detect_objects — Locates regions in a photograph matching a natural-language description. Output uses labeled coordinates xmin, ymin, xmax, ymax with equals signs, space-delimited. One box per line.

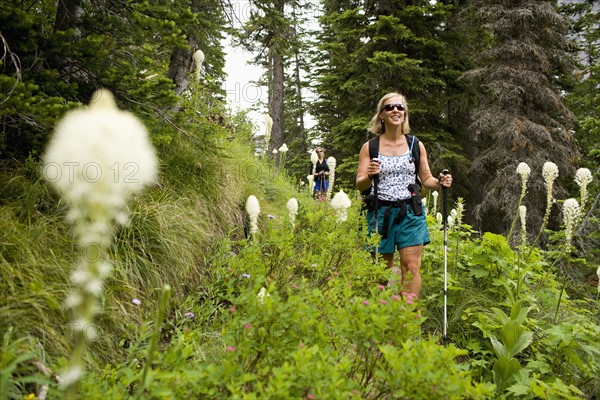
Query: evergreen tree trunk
xmin=54 ymin=0 xmax=83 ymax=33
xmin=166 ymin=0 xmax=202 ymax=96
xmin=270 ymin=49 xmax=285 ymax=160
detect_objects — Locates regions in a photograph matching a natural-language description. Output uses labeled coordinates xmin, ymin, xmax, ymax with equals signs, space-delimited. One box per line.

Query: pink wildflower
xmin=391 ymin=295 xmax=401 ymax=301
xmin=244 ymin=322 xmax=253 ymax=330
xmin=361 ymin=300 xmax=369 ymax=305
xmin=379 ymin=299 xmax=388 ymax=305
xmin=229 ymin=306 xmax=236 ymax=313
xmin=377 ymin=285 xmax=385 ymax=290
xmin=226 ymin=346 xmax=236 ymax=352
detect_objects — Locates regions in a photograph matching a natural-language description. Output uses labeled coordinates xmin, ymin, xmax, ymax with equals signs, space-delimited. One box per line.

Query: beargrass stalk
xmin=330 ymin=190 xmax=351 ymax=222
xmin=287 ymin=198 xmax=298 ymax=228
xmin=507 ymin=162 xmax=531 ymax=244
xmin=528 ymin=162 xmax=558 ymax=259
xmin=326 ymin=157 xmax=336 ymax=200
xmin=42 ymin=89 xmax=157 ymax=398
xmin=278 ymin=143 xmax=288 ymax=171
xmin=246 ymin=195 xmax=260 ymax=241
xmin=263 ymin=115 xmax=273 ymax=156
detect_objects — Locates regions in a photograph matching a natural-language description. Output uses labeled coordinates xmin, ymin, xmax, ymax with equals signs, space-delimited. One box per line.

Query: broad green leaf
xmin=507 ymin=331 xmax=533 ymax=358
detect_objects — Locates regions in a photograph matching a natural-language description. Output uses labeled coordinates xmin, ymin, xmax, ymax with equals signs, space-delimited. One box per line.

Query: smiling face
xmin=379 ymin=96 xmax=406 ymax=128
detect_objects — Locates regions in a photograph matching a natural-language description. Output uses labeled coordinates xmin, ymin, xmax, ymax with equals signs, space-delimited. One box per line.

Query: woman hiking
xmin=356 ymin=92 xmax=452 ymax=298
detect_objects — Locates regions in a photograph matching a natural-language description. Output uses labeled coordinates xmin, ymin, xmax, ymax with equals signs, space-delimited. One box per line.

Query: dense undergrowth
xmin=1 ymin=122 xmax=599 ymax=398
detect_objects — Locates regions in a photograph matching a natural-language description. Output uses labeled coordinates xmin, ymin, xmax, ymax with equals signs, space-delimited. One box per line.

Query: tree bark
xmin=270 ymin=49 xmax=285 ymax=163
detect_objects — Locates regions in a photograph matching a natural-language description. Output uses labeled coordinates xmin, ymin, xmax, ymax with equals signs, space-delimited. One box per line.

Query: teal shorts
xmin=367 ymin=205 xmax=430 ymax=254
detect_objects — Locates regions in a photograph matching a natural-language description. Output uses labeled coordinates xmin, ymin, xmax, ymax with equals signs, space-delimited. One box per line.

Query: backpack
xmin=361 ymin=134 xmax=421 ymax=198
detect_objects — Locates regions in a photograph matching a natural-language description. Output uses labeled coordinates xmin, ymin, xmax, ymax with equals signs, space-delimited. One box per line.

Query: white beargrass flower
xmin=542 ymin=161 xmax=559 ymax=187
xmin=326 ymin=156 xmax=336 ymax=200
xmin=519 ymin=205 xmax=527 ymax=245
xmin=436 ymin=212 xmax=443 ymax=224
xmin=287 ymin=198 xmax=298 ymax=227
xmin=447 ymin=215 xmax=455 ymax=229
xmin=278 ymin=143 xmax=288 ymax=153
xmin=257 ymin=287 xmax=270 ymax=304
xmin=509 ymin=162 xmax=531 ymax=244
xmin=431 ymin=191 xmax=439 ymax=214
xmin=517 ymin=162 xmax=531 ymax=184
xmin=263 ymin=115 xmax=273 ymax=156
xmin=42 ymin=88 xmax=157 ymax=394
xmin=575 ymin=168 xmax=593 ymax=212
xmin=531 ymin=161 xmax=559 ymax=247
xmin=245 ymin=195 xmax=261 ymax=238
xmin=307 ymin=175 xmax=314 ymax=194
xmin=330 ymin=190 xmax=351 ymax=222
xmin=563 ymin=198 xmax=579 ymax=246
xmin=455 ymin=198 xmax=464 ymax=228
xmin=272 ymin=149 xmax=278 ymax=154
xmin=193 ymin=50 xmax=205 ymax=82
xmin=43 ymin=89 xmax=157 ymax=237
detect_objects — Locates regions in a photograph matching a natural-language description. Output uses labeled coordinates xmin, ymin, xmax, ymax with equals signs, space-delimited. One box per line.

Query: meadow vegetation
xmin=1 ymin=113 xmax=598 ymax=399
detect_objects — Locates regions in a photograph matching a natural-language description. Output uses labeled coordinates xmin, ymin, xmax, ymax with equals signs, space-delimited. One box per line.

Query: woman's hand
xmin=438 ymin=172 xmax=452 ymax=188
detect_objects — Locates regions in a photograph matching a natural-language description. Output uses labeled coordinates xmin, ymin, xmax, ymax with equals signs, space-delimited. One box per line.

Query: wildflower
xmin=575 ymin=168 xmax=593 ymax=212
xmin=272 ymin=149 xmax=278 ymax=155
xmin=132 ymin=298 xmax=142 ymax=305
xmin=307 ymin=175 xmax=314 ymax=193
xmin=193 ymin=50 xmax=205 ymax=82
xmin=226 ymin=346 xmax=236 ymax=352
xmin=517 ymin=162 xmax=531 ymax=184
xmin=562 ymin=198 xmax=580 ymax=246
xmin=245 ymin=195 xmax=260 ymax=237
xmin=361 ymin=300 xmax=369 ymax=305
xmin=58 ymin=366 xmax=83 ymax=388
xmin=242 ymin=273 xmax=250 ymax=279
xmin=263 ymin=115 xmax=273 ymax=156
xmin=278 ymin=143 xmax=288 ymax=153
xmin=379 ymin=299 xmax=388 ymax=305
xmin=542 ymin=161 xmax=559 ymax=185
xmin=330 ymin=190 xmax=352 ymax=222
xmin=455 ymin=199 xmax=464 ymax=228
xmin=43 ymin=89 xmax=157 ymax=235
xmin=326 ymin=156 xmax=337 ymax=200
xmin=391 ymin=295 xmax=401 ymax=301
xmin=377 ymin=285 xmax=385 ymax=290
xmin=436 ymin=212 xmax=443 ymax=224
xmin=519 ymin=205 xmax=527 ymax=245
xmin=431 ymin=191 xmax=439 ymax=213
xmin=267 ymin=214 xmax=276 ymax=219
xmin=311 ymin=263 xmax=317 ymax=268
xmin=287 ymin=198 xmax=298 ymax=227
xmin=229 ymin=306 xmax=236 ymax=313
xmin=244 ymin=322 xmax=253 ymax=330
xmin=257 ymin=287 xmax=270 ymax=304
xmin=185 ymin=312 xmax=195 ymax=319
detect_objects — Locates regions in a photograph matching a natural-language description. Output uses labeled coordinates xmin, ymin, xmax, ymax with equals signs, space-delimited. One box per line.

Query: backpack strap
xmin=362 ymin=134 xmax=421 ymax=194
xmin=361 ymin=136 xmax=380 ymax=196
xmin=407 ymin=134 xmax=421 ymax=186
xmin=368 ymin=135 xmax=380 ymax=161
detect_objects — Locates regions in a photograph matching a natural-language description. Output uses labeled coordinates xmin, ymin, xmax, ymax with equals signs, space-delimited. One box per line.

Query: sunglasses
xmin=382 ymin=103 xmax=405 ymax=112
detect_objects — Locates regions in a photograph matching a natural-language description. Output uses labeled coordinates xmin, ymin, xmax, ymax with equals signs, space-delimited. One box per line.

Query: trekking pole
xmin=442 ymin=169 xmax=450 ymax=346
xmin=372 ymin=158 xmax=380 ymax=258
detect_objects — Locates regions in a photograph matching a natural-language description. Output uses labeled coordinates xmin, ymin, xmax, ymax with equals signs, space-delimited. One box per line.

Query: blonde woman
xmin=356 ymin=92 xmax=452 ymax=298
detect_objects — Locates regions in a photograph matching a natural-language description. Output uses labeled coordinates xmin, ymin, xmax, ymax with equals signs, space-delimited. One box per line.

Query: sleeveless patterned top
xmin=374 ymin=150 xmax=416 ymax=201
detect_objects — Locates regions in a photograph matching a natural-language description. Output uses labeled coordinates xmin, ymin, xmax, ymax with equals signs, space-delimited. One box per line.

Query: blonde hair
xmin=367 ymin=92 xmax=410 ymax=135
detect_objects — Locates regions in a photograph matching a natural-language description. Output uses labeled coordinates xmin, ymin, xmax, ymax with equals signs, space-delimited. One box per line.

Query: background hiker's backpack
xmin=360 ymin=134 xmax=421 ymax=197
